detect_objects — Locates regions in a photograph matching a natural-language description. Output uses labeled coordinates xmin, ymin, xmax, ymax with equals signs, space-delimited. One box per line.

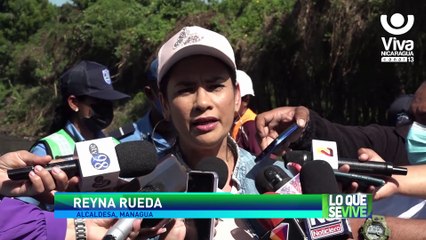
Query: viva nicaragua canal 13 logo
xmin=380 ymin=13 xmax=414 ymax=63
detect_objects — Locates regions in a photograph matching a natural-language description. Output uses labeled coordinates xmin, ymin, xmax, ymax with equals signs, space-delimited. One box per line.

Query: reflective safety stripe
xmin=42 ymin=129 xmax=75 ymax=159
xmin=41 ymin=129 xmax=119 ymax=159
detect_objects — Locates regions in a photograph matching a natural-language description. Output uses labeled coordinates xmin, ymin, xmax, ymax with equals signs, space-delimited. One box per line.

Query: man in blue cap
xmin=111 ymin=59 xmax=175 ymax=156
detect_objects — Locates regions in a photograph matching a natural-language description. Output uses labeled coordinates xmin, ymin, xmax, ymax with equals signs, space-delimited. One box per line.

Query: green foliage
xmin=109 ymin=91 xmax=150 ymax=132
xmin=0 ymin=0 xmax=425 ymax=138
xmin=0 ymin=83 xmax=55 ymax=136
xmin=0 ymin=0 xmax=57 ymax=42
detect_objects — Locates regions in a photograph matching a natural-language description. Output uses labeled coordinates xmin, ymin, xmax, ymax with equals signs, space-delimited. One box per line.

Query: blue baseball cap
xmin=147 ymin=58 xmax=158 ymax=82
xmin=60 ymin=61 xmax=129 ymax=100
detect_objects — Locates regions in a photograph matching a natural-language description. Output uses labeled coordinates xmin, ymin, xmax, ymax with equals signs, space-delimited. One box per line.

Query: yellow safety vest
xmin=231 ymin=108 xmax=257 ymax=140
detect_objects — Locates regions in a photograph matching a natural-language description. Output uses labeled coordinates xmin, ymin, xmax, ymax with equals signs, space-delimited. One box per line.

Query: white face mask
xmin=406 ymin=121 xmax=426 ymax=165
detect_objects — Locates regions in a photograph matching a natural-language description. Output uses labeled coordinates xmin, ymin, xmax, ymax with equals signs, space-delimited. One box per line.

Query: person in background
xmin=230 ymin=70 xmax=262 ymax=156
xmin=30 ymin=60 xmax=129 ymax=159
xmin=255 ymin=106 xmax=426 ymax=239
xmin=26 ymin=61 xmax=129 ymax=208
xmin=407 ymin=81 xmax=426 ymax=165
xmin=410 ymin=81 xmax=426 ymax=125
xmin=387 ymin=94 xmax=413 ymax=127
xmin=112 ymin=58 xmax=175 ymax=157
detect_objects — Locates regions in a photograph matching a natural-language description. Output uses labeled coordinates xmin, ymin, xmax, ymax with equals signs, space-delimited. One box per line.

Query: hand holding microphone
xmin=0 ymin=150 xmax=74 ymax=197
xmin=357 ymin=148 xmax=405 ymax=200
xmin=283 ymin=150 xmax=408 ymax=177
xmin=8 ymin=139 xmax=159 ymax=192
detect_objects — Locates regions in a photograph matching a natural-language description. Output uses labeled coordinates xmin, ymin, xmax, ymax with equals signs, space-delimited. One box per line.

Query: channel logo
xmin=380 ymin=13 xmax=414 ymax=63
xmin=380 ymin=13 xmax=414 ymax=35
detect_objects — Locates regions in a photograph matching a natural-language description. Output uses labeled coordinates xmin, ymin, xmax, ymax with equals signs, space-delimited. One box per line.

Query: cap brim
xmin=158 ymin=45 xmax=236 ymax=85
xmin=85 ymin=89 xmax=130 ymax=100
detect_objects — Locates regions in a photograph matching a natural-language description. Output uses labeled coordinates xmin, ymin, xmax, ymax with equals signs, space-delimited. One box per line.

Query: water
xmin=0 ymin=134 xmax=33 ymax=155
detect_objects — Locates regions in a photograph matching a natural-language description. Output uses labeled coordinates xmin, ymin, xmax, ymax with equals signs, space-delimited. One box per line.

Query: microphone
xmin=187 ymin=157 xmax=228 ymax=240
xmin=284 ymin=150 xmax=407 ymax=176
xmin=102 ymin=219 xmax=136 ymax=240
xmin=300 ymin=160 xmax=340 ymax=194
xmin=104 ymin=154 xmax=188 ymax=240
xmin=255 ymin=165 xmax=291 ymax=193
xmin=192 ymin=156 xmax=229 ymax=189
xmin=8 ymin=139 xmax=158 ymax=191
xmin=139 ymin=157 xmax=229 ymax=229
xmin=300 ymin=160 xmax=352 ymax=240
xmin=251 ymin=165 xmax=306 ymax=240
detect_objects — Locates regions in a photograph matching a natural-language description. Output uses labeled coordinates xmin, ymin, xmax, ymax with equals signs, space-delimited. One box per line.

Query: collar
xmin=64 ymin=120 xmax=105 ymax=141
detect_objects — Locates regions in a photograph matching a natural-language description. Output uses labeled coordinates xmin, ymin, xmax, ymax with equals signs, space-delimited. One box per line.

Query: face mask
xmin=82 ymin=102 xmax=114 ymax=132
xmin=406 ymin=121 xmax=426 ymax=164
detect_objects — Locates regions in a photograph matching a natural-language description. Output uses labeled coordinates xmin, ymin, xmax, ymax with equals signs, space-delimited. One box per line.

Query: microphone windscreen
xmin=283 ymin=150 xmax=312 ymax=165
xmin=255 ymin=165 xmax=291 ymax=193
xmin=193 ymin=157 xmax=229 ymax=189
xmin=300 ymin=160 xmax=340 ymax=194
xmin=115 ymin=141 xmax=158 ymax=178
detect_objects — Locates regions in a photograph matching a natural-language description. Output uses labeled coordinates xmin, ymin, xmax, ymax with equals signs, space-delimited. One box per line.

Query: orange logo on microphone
xmin=316 ymin=147 xmax=334 ymax=157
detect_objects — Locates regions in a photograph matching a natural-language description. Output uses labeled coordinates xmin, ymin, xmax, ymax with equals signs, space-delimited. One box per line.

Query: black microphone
xmin=8 ymin=140 xmax=158 ymax=191
xmin=105 ymin=154 xmax=188 ymax=240
xmin=284 ymin=150 xmax=407 ymax=176
xmin=138 ymin=156 xmax=229 ymax=230
xmin=7 ymin=140 xmax=158 ymax=180
xmin=187 ymin=157 xmax=229 ymax=240
xmin=192 ymin=156 xmax=229 ymax=189
xmin=300 ymin=160 xmax=340 ymax=194
xmin=300 ymin=160 xmax=352 ymax=240
xmin=255 ymin=165 xmax=291 ymax=193
xmin=251 ymin=165 xmax=307 ymax=240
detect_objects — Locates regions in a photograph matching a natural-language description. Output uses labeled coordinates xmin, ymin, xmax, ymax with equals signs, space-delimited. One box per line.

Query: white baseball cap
xmin=236 ymin=70 xmax=255 ymax=97
xmin=157 ymin=26 xmax=236 ymax=86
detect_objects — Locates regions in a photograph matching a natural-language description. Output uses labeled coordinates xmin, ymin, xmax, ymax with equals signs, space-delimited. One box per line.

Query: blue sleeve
xmin=0 ymin=197 xmax=67 ymax=240
xmin=30 ymin=143 xmax=48 ymax=157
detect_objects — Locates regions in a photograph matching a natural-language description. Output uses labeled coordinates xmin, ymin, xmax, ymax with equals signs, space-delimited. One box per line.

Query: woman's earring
xmin=74 ymin=108 xmax=79 ymax=112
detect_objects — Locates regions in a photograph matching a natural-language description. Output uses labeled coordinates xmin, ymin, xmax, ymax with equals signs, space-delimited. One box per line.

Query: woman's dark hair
xmin=48 ymin=95 xmax=86 ymax=134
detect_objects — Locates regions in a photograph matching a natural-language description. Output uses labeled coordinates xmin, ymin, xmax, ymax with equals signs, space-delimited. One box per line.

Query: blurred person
xmin=230 ymin=70 xmax=262 ymax=156
xmin=112 ymin=58 xmax=175 ymax=156
xmin=0 ymin=150 xmax=164 ymax=240
xmin=387 ymin=94 xmax=413 ymax=127
xmin=0 ymin=197 xmax=143 ymax=240
xmin=156 ymin=25 xmax=285 ymax=239
xmin=30 ymin=60 xmax=129 ymax=159
xmin=254 ymin=108 xmax=426 ymax=239
xmin=407 ymin=81 xmax=426 ymax=165
xmin=256 ymin=106 xmax=410 ymax=165
xmin=410 ymin=81 xmax=426 ymax=125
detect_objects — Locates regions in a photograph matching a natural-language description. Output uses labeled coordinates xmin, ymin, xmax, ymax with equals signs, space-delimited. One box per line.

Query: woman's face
xmin=69 ymin=96 xmax=114 ymax=131
xmin=161 ymin=55 xmax=240 ymax=150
